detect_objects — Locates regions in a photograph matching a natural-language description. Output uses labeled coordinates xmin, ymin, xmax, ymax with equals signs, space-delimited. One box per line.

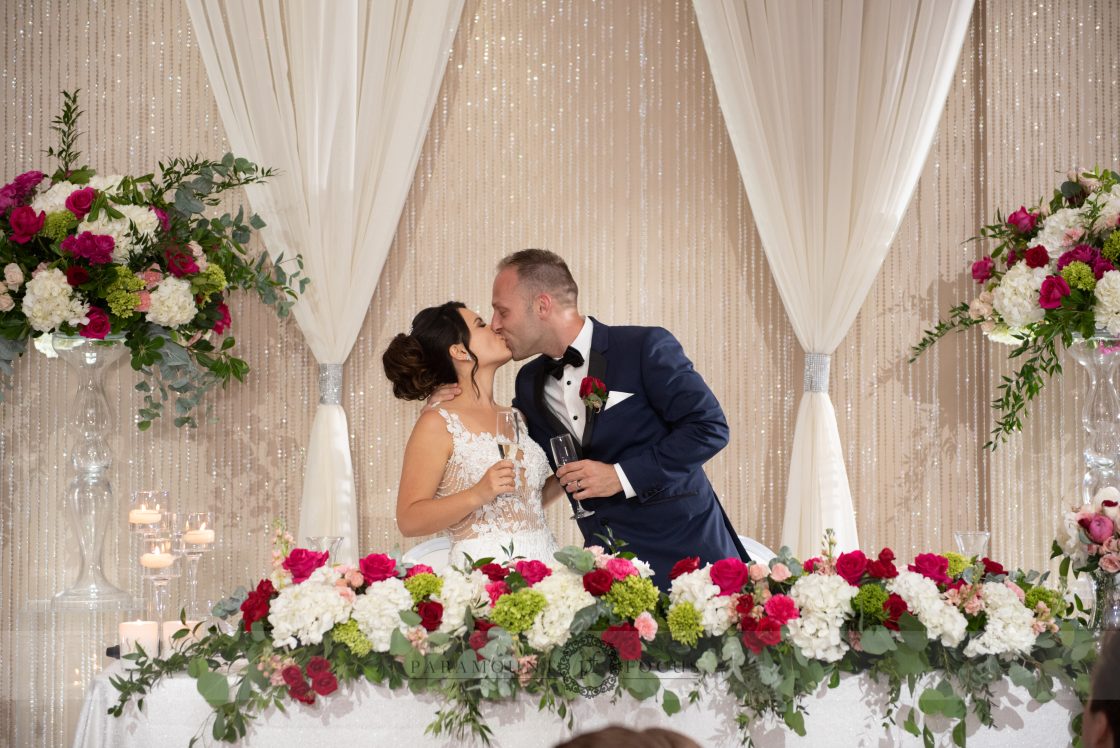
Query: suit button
xmin=573 ymin=415 xmax=579 ymax=421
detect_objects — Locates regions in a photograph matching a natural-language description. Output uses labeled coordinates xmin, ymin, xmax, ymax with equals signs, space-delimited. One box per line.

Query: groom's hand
xmin=556 ymin=460 xmax=622 ymax=501
xmin=423 ymin=384 xmax=461 ymax=411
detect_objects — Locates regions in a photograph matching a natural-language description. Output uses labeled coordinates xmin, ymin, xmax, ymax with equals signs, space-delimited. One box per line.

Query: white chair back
xmin=737 ymin=535 xmax=777 ymax=565
xmin=402 ymin=536 xmax=451 ymax=572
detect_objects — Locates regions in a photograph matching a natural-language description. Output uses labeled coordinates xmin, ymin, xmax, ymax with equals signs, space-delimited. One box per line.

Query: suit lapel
xmin=581 ymin=321 xmax=609 ymax=450
xmin=533 ymin=362 xmax=572 ymax=441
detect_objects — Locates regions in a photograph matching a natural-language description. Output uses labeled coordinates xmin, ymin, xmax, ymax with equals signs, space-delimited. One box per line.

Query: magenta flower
xmin=1038 ymin=275 xmax=1071 ymax=310
xmin=1006 ymin=206 xmax=1039 ymax=234
xmin=971 ymin=256 xmax=995 ymax=283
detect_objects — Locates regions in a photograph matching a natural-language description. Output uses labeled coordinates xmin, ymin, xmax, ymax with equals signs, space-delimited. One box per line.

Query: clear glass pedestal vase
xmin=1093 ymin=572 xmax=1120 ymax=633
xmin=1067 ymin=331 xmax=1120 ymax=505
xmin=51 ymin=334 xmax=133 ymax=610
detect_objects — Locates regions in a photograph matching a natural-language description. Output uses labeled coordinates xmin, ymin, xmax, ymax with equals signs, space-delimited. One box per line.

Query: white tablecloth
xmin=73 ymin=662 xmax=1079 ymax=748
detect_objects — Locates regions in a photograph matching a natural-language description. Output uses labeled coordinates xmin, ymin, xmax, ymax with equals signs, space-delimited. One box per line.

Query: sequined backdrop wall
xmin=0 ymin=0 xmax=1116 ymax=744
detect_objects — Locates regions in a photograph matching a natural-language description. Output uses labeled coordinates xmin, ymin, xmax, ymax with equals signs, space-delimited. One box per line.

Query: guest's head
xmin=492 ymin=248 xmax=581 ymax=361
xmin=383 ymin=301 xmax=510 ymax=400
xmin=1085 ymin=631 xmax=1120 ymax=748
xmin=553 ymin=725 xmax=701 ymax=748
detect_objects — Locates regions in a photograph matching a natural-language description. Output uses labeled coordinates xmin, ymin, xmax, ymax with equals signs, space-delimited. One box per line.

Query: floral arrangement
xmin=911 ymin=167 xmax=1120 ymax=447
xmin=109 ymin=529 xmax=1095 ymax=747
xmin=0 ymin=91 xmax=306 ymax=428
xmin=1054 ymin=485 xmax=1120 ymax=626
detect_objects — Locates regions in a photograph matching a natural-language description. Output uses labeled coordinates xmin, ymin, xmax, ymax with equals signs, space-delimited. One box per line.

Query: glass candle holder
xmin=129 ymin=490 xmax=170 ymax=536
xmin=140 ymin=537 xmax=179 ymax=655
xmin=181 ymin=512 xmax=215 ymax=618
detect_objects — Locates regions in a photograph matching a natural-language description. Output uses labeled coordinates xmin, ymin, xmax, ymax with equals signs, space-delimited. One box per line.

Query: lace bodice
xmin=434 ymin=409 xmax=558 ymax=561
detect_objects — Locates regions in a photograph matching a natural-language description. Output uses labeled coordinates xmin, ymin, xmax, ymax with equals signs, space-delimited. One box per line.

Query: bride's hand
xmin=474 ymin=459 xmax=516 ymax=503
xmin=424 ymin=384 xmax=461 ymax=411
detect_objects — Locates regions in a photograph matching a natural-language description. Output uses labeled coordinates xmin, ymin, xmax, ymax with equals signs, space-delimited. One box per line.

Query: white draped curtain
xmin=693 ymin=0 xmax=973 ymax=556
xmin=185 ymin=0 xmax=464 ymax=562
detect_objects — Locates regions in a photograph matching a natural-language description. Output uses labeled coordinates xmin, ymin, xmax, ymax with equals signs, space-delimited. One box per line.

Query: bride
xmin=382 ymin=301 xmax=562 ymax=565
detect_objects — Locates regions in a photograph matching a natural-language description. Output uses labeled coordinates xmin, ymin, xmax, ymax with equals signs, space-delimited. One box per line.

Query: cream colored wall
xmin=0 ymin=0 xmax=1117 ymax=744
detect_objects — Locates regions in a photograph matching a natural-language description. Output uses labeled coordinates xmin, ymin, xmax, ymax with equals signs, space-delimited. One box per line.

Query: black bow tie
xmin=546 ymin=346 xmax=585 ymax=380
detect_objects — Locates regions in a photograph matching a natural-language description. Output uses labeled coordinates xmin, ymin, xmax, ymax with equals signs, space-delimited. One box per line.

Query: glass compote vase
xmin=1067 ymin=331 xmax=1120 ymax=505
xmin=1093 ymin=572 xmax=1120 ymax=632
xmin=305 ymin=536 xmax=343 ymax=562
xmin=51 ymin=334 xmax=132 ymax=610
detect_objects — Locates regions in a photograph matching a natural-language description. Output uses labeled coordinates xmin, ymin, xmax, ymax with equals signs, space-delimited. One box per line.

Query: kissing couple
xmin=382 ymin=249 xmax=748 ymax=591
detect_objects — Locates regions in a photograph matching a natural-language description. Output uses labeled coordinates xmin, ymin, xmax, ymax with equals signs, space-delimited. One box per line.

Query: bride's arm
xmin=396 ymin=410 xmax=515 ymax=537
xmin=542 ymin=476 xmax=566 ymax=508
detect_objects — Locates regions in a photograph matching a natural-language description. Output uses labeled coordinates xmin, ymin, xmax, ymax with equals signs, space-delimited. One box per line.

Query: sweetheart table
xmin=73 ymin=662 xmax=1078 ymax=747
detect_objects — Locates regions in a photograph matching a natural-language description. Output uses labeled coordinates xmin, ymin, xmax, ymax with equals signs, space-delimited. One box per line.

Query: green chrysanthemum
xmin=332 ymin=618 xmax=372 ymax=657
xmin=1103 ymin=230 xmax=1120 ymax=263
xmin=42 ymin=211 xmax=78 ymax=242
xmin=105 ymin=266 xmax=145 ymax=318
xmin=1025 ymin=586 xmax=1066 ymax=617
xmin=490 ymin=588 xmax=546 ymax=634
xmin=404 ymin=573 xmax=443 ymax=604
xmin=852 ymin=584 xmax=889 ymax=622
xmin=604 ymin=575 xmax=659 ymax=619
xmin=667 ymin=602 xmax=703 ymax=647
xmin=944 ymin=552 xmax=971 ymax=578
xmin=1061 ymin=260 xmax=1097 ymax=291
xmin=190 ymin=263 xmax=227 ymax=301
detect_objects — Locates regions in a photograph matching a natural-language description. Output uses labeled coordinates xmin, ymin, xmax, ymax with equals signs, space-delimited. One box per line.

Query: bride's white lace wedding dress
xmin=433 ymin=408 xmax=560 ymax=565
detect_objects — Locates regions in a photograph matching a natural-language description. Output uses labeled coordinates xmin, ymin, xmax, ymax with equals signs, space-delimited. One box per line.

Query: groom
xmin=490 ymin=249 xmax=748 ymax=589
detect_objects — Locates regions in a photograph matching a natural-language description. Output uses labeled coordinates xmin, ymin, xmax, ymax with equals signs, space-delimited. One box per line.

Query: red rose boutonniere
xmin=579 ymin=376 xmax=607 ymax=412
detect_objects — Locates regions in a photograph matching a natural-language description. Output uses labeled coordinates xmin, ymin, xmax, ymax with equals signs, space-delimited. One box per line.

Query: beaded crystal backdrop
xmin=0 ymin=0 xmax=1117 ymax=745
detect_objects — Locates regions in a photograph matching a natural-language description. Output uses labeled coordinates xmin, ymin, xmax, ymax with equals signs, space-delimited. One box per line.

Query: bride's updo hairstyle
xmin=383 ymin=301 xmax=479 ymax=401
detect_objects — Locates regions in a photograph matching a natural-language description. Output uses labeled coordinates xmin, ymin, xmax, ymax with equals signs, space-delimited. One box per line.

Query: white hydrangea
xmin=963 ymin=582 xmax=1037 ymax=657
xmin=669 ymin=568 xmax=735 ymax=637
xmin=1091 ymin=184 xmax=1120 ymax=231
xmin=1033 ymin=206 xmax=1087 ymax=253
xmin=88 ymin=174 xmax=125 ymax=195
xmin=991 ymin=261 xmax=1047 ymax=329
xmin=785 ymin=574 xmax=857 ymax=663
xmin=526 ymin=568 xmax=596 ymax=650
xmin=351 ymin=577 xmax=413 ymax=653
xmin=21 ymin=268 xmax=89 ymax=332
xmin=79 ymin=203 xmax=160 ymax=263
xmin=433 ymin=568 xmax=488 ymax=637
xmin=146 ymin=276 xmax=197 ymax=328
xmin=30 ymin=180 xmax=78 ymax=214
xmin=887 ymin=571 xmax=967 ymax=647
xmin=1095 ymin=271 xmax=1120 ymax=336
xmin=268 ymin=566 xmax=354 ymax=650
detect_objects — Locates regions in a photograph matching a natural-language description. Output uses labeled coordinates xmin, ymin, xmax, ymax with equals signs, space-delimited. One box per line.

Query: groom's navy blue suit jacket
xmin=513 ymin=318 xmax=748 ymax=590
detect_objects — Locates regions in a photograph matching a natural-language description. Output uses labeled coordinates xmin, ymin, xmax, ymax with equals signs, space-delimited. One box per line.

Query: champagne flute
xmin=551 ymin=433 xmax=593 ymax=519
xmin=496 ymin=410 xmax=521 ymax=491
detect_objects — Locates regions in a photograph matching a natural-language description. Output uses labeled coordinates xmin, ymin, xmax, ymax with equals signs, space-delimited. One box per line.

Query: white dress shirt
xmin=543 ymin=317 xmax=637 ymax=498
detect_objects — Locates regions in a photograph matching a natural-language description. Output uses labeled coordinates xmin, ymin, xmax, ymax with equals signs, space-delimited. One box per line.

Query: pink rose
xmin=908 ymin=553 xmax=951 ymax=585
xmin=0 ymin=170 xmax=45 ymax=211
xmin=709 ymin=558 xmax=750 ymax=596
xmin=1004 ymin=580 xmax=1026 ymax=602
xmin=282 ymin=548 xmax=330 ymax=584
xmin=79 ymin=307 xmax=110 ymax=340
xmin=65 ymin=187 xmax=96 ymax=220
xmin=61 ymin=232 xmax=115 ymax=265
xmin=762 ymin=594 xmax=799 ymax=626
xmin=136 ymin=291 xmax=151 ymax=313
xmin=514 ymin=559 xmax=552 ymax=586
xmin=0 ymin=292 xmax=12 ymax=312
xmin=605 ymin=557 xmax=638 ymax=581
xmin=769 ymin=563 xmax=791 ymax=582
xmin=633 ymin=611 xmax=658 ymax=641
xmin=971 ymin=256 xmax=995 ymax=283
xmin=748 ymin=564 xmax=769 ymax=582
xmin=1079 ymin=514 xmax=1116 ymax=545
xmin=9 ymin=206 xmax=45 ymax=244
xmin=1023 ymin=245 xmax=1050 ymax=269
xmin=835 ymin=550 xmax=869 ymax=586
xmin=358 ymin=553 xmax=398 ymax=584
xmin=1038 ymin=275 xmax=1070 ymax=310
xmin=1101 ymin=554 xmax=1120 ymax=574
xmin=139 ymin=267 xmax=163 ymax=289
xmin=1006 ymin=206 xmax=1039 ymax=234
xmin=406 ymin=564 xmax=435 ymax=578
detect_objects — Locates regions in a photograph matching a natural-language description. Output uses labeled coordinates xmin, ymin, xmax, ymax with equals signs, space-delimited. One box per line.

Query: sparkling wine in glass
xmin=496 ymin=409 xmax=520 ymax=459
xmin=551 ymin=433 xmax=593 ymax=519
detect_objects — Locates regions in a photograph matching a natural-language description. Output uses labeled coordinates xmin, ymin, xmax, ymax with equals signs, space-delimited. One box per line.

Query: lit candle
xmin=140 ymin=551 xmax=175 ymax=569
xmin=182 ymin=529 xmax=215 ymax=545
xmin=161 ymin=620 xmax=201 ymax=653
xmin=128 ymin=508 xmax=162 ymax=524
xmin=119 ymin=620 xmax=159 ymax=669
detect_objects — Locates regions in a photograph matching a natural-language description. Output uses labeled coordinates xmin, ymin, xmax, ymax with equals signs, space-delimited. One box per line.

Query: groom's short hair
xmin=498 ymin=249 xmax=579 ymax=307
